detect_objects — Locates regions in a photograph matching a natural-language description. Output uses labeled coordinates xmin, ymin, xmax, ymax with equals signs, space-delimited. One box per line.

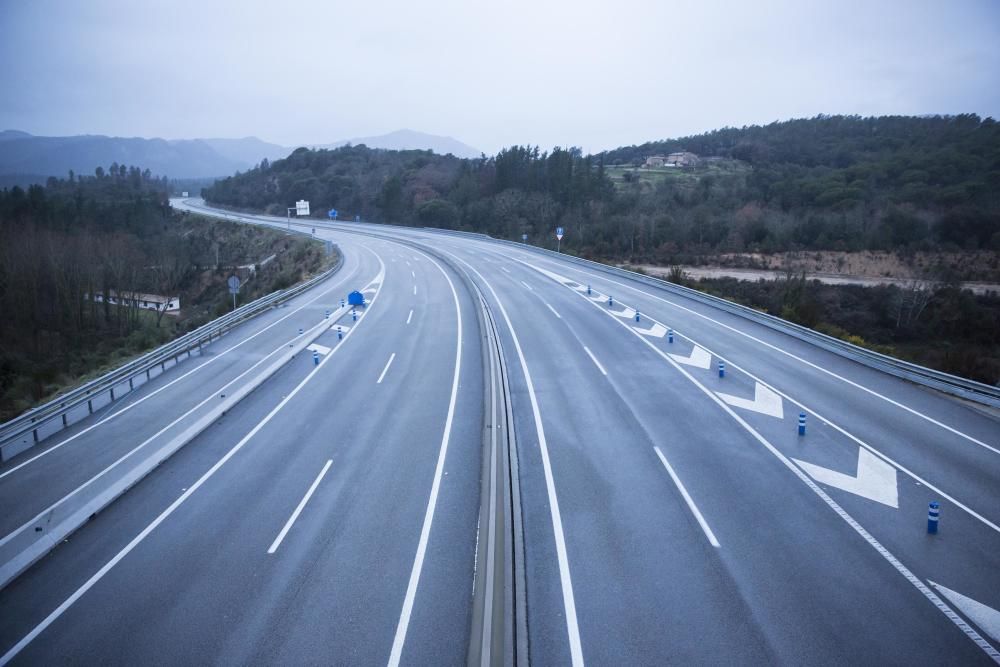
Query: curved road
xmin=0 ymin=199 xmax=997 ymax=665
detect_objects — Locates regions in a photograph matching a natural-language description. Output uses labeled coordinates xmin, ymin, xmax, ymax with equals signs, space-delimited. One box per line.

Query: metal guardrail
xmin=185 ymin=200 xmax=1000 ymax=407
xmin=0 ymin=251 xmax=343 ymax=452
xmin=489 ymin=239 xmax=1000 ymax=408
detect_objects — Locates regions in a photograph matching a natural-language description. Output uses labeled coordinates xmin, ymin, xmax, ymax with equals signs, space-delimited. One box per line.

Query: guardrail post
xmin=61 ymin=405 xmax=68 ymax=426
xmin=146 ymin=368 xmax=151 ymax=380
xmin=129 ymin=378 xmax=134 ymax=390
xmin=110 ymin=386 xmax=115 ymax=401
xmin=32 ymin=429 xmax=38 ymax=443
xmin=87 ymin=399 xmax=93 ymax=414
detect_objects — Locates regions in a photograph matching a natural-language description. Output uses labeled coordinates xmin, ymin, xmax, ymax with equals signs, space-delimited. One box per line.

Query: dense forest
xmin=0 ymin=168 xmax=330 ymax=419
xmin=204 ymin=114 xmax=1000 ymax=262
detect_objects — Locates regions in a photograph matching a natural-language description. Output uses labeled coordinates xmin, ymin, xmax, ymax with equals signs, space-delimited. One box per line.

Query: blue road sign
xmin=328 ymin=209 xmax=338 ymax=220
xmin=355 ymin=215 xmax=360 ymax=222
xmin=556 ymin=226 xmax=564 ymax=240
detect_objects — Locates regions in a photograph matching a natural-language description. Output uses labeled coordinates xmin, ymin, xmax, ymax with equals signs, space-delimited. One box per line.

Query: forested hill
xmin=203 ymin=115 xmax=1000 ymax=261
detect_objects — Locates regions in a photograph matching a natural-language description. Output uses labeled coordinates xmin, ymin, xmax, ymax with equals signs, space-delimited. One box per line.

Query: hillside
xmin=204 ymin=114 xmax=1000 ymax=260
xmin=0 ymin=171 xmax=331 ymax=418
xmin=200 ymin=115 xmax=1000 ymax=384
xmin=0 ymin=132 xmax=255 ymax=179
xmin=314 ymin=129 xmax=482 ymax=159
xmin=0 ymin=129 xmax=483 ymax=183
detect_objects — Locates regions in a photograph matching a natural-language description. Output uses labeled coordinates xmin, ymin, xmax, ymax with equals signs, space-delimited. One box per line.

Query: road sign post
xmin=555 ymin=226 xmax=564 ymax=252
xmin=227 ymin=275 xmax=241 ymax=311
xmin=287 ymin=200 xmax=310 ymax=231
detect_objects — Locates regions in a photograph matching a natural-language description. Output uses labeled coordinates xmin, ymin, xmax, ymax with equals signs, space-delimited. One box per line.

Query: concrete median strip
xmin=0 ymin=310 xmax=344 ymax=591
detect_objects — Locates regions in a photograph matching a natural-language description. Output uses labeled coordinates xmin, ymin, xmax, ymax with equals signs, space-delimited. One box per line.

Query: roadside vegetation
xmin=655 ymin=269 xmax=1000 ymax=384
xmin=205 ymin=114 xmax=1000 ymax=259
xmin=201 ymin=113 xmax=999 ymax=385
xmin=0 ymin=169 xmax=333 ymax=420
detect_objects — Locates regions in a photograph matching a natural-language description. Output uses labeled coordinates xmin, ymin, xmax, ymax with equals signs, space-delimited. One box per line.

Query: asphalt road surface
xmin=0 ymin=199 xmax=997 ymax=665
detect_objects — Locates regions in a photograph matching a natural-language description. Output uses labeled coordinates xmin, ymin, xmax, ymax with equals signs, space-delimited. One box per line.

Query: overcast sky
xmin=1 ymin=0 xmax=998 ymax=154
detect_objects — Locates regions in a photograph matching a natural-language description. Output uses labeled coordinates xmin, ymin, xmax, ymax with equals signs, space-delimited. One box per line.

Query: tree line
xmin=203 ymin=114 xmax=1000 ymax=262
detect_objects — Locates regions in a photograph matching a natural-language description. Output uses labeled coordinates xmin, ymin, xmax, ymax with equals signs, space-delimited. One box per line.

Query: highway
xmin=0 ymin=198 xmax=997 ymax=665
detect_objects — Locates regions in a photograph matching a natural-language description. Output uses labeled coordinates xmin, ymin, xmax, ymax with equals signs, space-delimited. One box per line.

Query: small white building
xmin=87 ymin=291 xmax=181 ymax=315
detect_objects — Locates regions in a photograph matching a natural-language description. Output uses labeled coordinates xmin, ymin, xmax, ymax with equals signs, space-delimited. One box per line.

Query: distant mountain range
xmin=0 ymin=129 xmax=482 ymax=185
xmin=313 ymin=129 xmax=482 ymax=159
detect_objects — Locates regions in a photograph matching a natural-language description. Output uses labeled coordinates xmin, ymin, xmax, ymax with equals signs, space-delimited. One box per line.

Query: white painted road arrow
xmin=929 ymin=581 xmax=1000 ymax=644
xmin=717 ymin=382 xmax=783 ymax=418
xmin=793 ymin=448 xmax=898 ymax=508
xmin=669 ymin=345 xmax=712 ymax=370
xmin=634 ymin=322 xmax=667 ymax=338
xmin=612 ymin=307 xmax=637 ymax=319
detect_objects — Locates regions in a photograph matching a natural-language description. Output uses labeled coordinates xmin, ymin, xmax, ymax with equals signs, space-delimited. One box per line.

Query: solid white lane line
xmin=583 ymin=346 xmax=608 ymax=376
xmin=523 ymin=261 xmax=1000 ymax=534
xmin=406 ymin=309 xmax=413 ymax=325
xmin=441 ymin=251 xmax=584 ymax=667
xmin=548 ymin=262 xmax=997 ymax=455
xmin=654 ymin=447 xmax=720 ymax=547
xmin=0 ymin=333 xmax=313 ymax=551
xmin=559 ymin=270 xmax=1000 ymax=663
xmin=0 ymin=261 xmax=388 ymax=667
xmin=377 ymin=353 xmax=396 ymax=384
xmin=387 ymin=250 xmax=463 ymax=666
xmin=0 ymin=260 xmax=364 ymax=481
xmin=267 ymin=460 xmax=333 ymax=554
xmin=545 ymin=302 xmax=562 ymax=319
xmin=520 ymin=280 xmax=533 ymax=291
